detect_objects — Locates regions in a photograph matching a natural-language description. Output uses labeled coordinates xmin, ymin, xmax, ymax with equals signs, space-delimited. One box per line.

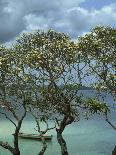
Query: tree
xmin=0 ymin=28 xmax=112 ymax=155
xmin=27 ymin=105 xmax=56 ymax=155
xmin=0 ymin=45 xmax=29 ymax=155
xmin=77 ymin=26 xmax=116 ymax=128
xmin=77 ymin=26 xmax=116 ymax=155
xmin=0 ymin=43 xmax=56 ymax=155
xmin=13 ymin=30 xmax=79 ymax=155
xmin=14 ymin=29 xmax=109 ymax=155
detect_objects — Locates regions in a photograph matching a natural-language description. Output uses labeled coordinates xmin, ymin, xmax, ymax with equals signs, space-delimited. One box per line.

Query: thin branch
xmin=0 ymin=111 xmax=17 ymax=127
xmin=41 ymin=121 xmax=56 ymax=135
xmin=3 ymin=102 xmax=19 ymax=121
xmin=105 ymin=113 xmax=116 ymax=130
xmin=55 ymin=117 xmax=60 ymax=127
xmin=0 ymin=141 xmax=14 ymax=153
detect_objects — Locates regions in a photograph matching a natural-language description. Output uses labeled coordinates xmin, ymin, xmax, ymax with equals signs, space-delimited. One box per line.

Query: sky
xmin=0 ymin=0 xmax=116 ymax=44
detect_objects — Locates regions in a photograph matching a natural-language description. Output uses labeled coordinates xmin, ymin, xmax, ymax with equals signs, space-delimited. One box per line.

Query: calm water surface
xmin=0 ymin=90 xmax=116 ymax=155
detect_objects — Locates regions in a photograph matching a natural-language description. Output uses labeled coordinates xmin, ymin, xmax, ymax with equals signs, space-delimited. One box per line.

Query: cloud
xmin=23 ymin=1 xmax=116 ymax=38
xmin=0 ymin=0 xmax=25 ymax=43
xmin=0 ymin=0 xmax=116 ymax=43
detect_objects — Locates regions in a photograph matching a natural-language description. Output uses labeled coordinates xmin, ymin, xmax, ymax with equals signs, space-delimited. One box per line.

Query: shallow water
xmin=0 ymin=118 xmax=116 ymax=155
xmin=0 ymin=90 xmax=116 ymax=155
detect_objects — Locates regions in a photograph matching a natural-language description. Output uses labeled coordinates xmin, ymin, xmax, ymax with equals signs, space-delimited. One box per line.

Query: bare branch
xmin=0 ymin=141 xmax=14 ymax=153
xmin=0 ymin=111 xmax=17 ymax=127
xmin=105 ymin=113 xmax=116 ymax=130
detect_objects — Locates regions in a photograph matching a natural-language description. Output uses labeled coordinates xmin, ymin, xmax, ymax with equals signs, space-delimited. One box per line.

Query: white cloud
xmin=23 ymin=1 xmax=116 ymax=39
xmin=0 ymin=0 xmax=116 ymax=43
xmin=24 ymin=14 xmax=50 ymax=31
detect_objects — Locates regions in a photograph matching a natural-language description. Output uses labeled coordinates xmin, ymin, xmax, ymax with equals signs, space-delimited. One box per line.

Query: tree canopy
xmin=0 ymin=26 xmax=115 ymax=155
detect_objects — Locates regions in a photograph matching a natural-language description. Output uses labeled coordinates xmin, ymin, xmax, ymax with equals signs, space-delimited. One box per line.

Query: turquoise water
xmin=0 ymin=90 xmax=116 ymax=155
xmin=0 ymin=118 xmax=116 ymax=155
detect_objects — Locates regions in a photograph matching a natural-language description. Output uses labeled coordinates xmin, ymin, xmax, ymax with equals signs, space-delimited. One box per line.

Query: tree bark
xmin=112 ymin=146 xmax=116 ymax=155
xmin=13 ymin=133 xmax=20 ymax=155
xmin=56 ymin=129 xmax=69 ymax=155
xmin=13 ymin=120 xmax=24 ymax=155
xmin=0 ymin=134 xmax=20 ymax=155
xmin=56 ymin=115 xmax=74 ymax=155
xmin=13 ymin=105 xmax=26 ymax=155
xmin=13 ymin=148 xmax=20 ymax=155
xmin=38 ymin=137 xmax=47 ymax=155
xmin=0 ymin=141 xmax=14 ymax=154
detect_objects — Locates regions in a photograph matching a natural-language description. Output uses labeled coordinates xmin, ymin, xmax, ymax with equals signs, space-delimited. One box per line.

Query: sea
xmin=0 ymin=90 xmax=116 ymax=155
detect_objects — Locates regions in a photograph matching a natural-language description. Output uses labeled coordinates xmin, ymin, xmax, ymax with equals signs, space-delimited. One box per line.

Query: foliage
xmin=84 ymin=98 xmax=109 ymax=114
xmin=0 ymin=45 xmax=28 ymax=155
xmin=77 ymin=26 xmax=116 ymax=94
xmin=0 ymin=27 xmax=115 ymax=155
xmin=12 ymin=30 xmax=84 ymax=155
xmin=77 ymin=26 xmax=116 ymax=129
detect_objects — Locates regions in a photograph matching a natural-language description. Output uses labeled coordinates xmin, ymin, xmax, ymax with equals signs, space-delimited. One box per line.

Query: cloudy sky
xmin=0 ymin=0 xmax=116 ymax=44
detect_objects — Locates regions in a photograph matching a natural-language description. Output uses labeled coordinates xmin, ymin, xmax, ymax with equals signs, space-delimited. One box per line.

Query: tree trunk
xmin=38 ymin=137 xmax=47 ymax=155
xmin=56 ymin=129 xmax=69 ymax=155
xmin=0 ymin=134 xmax=20 ymax=155
xmin=13 ymin=148 xmax=20 ymax=155
xmin=112 ymin=146 xmax=116 ymax=155
xmin=13 ymin=134 xmax=20 ymax=155
xmin=13 ymin=119 xmax=24 ymax=155
xmin=55 ymin=115 xmax=74 ymax=155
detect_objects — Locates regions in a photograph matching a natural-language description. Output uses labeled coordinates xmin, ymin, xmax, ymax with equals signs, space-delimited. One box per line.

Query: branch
xmin=0 ymin=141 xmax=14 ymax=153
xmin=3 ymin=102 xmax=19 ymax=121
xmin=32 ymin=113 xmax=55 ymax=155
xmin=21 ymin=104 xmax=27 ymax=121
xmin=41 ymin=121 xmax=56 ymax=135
xmin=0 ymin=111 xmax=17 ymax=127
xmin=16 ymin=104 xmax=27 ymax=133
xmin=38 ymin=138 xmax=47 ymax=155
xmin=55 ymin=117 xmax=60 ymax=127
xmin=0 ymin=100 xmax=19 ymax=121
xmin=89 ymin=63 xmax=115 ymax=93
xmin=105 ymin=113 xmax=116 ymax=130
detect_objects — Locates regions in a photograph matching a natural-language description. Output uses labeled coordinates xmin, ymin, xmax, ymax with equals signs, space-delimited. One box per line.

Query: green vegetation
xmin=0 ymin=26 xmax=115 ymax=155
